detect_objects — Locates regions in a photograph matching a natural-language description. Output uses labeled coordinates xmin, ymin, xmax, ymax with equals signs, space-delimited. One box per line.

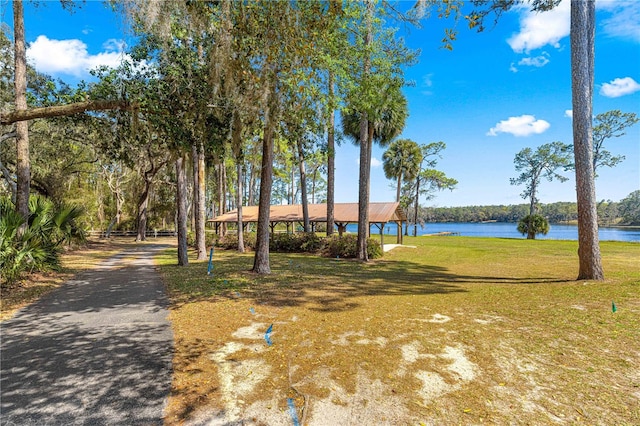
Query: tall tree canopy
xmin=510 ymin=141 xmax=573 ymax=221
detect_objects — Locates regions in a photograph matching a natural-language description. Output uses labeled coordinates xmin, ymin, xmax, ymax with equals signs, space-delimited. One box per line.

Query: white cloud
xmin=421 ymin=73 xmax=434 ymax=95
xmin=356 ymin=157 xmax=383 ymax=167
xmin=27 ymin=35 xmax=127 ymax=77
xmin=509 ymin=63 xmax=518 ymax=73
xmin=598 ymin=1 xmax=640 ymax=42
xmin=518 ymin=52 xmax=550 ymax=68
xmin=507 ymin=0 xmax=570 ymax=53
xmin=487 ymin=115 xmax=550 ymax=137
xmin=564 ymin=110 xmax=573 ymax=118
xmin=600 ymin=77 xmax=640 ymax=98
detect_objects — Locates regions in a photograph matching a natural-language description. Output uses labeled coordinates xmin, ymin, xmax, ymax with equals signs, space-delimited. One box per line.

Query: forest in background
xmin=413 ymin=194 xmax=640 ymax=226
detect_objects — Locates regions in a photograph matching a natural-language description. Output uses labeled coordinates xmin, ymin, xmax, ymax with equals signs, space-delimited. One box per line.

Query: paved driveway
xmin=1 ymin=244 xmax=173 ymax=425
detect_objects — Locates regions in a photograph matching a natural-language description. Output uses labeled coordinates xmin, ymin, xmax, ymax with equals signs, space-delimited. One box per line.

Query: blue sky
xmin=3 ymin=0 xmax=639 ymax=207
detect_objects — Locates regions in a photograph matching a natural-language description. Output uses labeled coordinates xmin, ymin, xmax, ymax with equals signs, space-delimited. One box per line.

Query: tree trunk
xmin=297 ymin=139 xmax=310 ymax=232
xmin=356 ymin=1 xmax=373 ymax=261
xmin=312 ymin=167 xmax=317 ymax=205
xmin=198 ymin=143 xmax=206 ymax=250
xmin=252 ymin=85 xmax=277 ymax=274
xmin=413 ymin=174 xmax=420 ymax=237
xmin=396 ymin=174 xmax=402 ymax=202
xmin=13 ymin=0 xmax=30 ymax=220
xmin=248 ymin=162 xmax=257 ymax=206
xmin=176 ymin=155 xmax=189 ymax=266
xmin=236 ymin=161 xmax=245 ymax=252
xmin=232 ymin=112 xmax=245 ymax=253
xmin=115 ymin=189 xmax=123 ymax=225
xmin=571 ymin=0 xmax=603 ymax=280
xmin=216 ymin=160 xmax=227 ymax=236
xmin=326 ymin=72 xmax=335 ymax=236
xmin=135 ymin=184 xmax=150 ymax=242
xmin=192 ymin=143 xmax=207 ymax=259
xmin=526 ymin=182 xmax=537 ymax=240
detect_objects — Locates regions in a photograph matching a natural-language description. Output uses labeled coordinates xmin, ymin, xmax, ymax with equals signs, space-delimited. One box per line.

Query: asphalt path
xmin=1 ymin=244 xmax=173 ymax=425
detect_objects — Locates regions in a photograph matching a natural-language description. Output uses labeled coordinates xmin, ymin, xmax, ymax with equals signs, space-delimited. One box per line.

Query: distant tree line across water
xmin=412 ymin=190 xmax=640 ymax=226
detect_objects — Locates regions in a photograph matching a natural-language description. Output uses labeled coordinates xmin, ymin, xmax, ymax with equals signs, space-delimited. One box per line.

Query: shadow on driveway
xmin=1 ymin=245 xmax=173 ymax=425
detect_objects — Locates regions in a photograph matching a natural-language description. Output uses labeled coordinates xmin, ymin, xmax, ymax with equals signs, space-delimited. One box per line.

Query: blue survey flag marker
xmin=287 ymin=398 xmax=300 ymax=426
xmin=249 ymin=307 xmax=255 ymax=315
xmin=264 ymin=324 xmax=273 ymax=346
xmin=612 ymin=301 xmax=617 ymax=313
xmin=207 ymin=248 xmax=214 ymax=275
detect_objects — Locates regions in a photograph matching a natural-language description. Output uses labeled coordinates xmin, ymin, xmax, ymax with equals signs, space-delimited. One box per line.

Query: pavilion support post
xmin=397 ymin=221 xmax=403 ymax=244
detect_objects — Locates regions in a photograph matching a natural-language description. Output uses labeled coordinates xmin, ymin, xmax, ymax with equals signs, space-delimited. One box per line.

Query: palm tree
xmin=342 ymin=84 xmax=408 ymax=261
xmin=382 ymin=139 xmax=422 ymax=202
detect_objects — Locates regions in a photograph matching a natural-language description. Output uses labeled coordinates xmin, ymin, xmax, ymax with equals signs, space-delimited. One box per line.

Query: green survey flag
xmin=612 ymin=301 xmax=617 ymax=313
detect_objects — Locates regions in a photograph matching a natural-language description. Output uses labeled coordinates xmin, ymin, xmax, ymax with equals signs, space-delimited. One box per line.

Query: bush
xmin=517 ymin=214 xmax=550 ymax=240
xmin=213 ymin=232 xmax=381 ymax=259
xmin=270 ymin=232 xmax=324 ymax=253
xmin=324 ymin=234 xmax=383 ymax=259
xmin=1 ymin=196 xmax=85 ymax=286
xmin=216 ymin=233 xmax=257 ymax=250
xmin=187 ymin=231 xmax=218 ymax=249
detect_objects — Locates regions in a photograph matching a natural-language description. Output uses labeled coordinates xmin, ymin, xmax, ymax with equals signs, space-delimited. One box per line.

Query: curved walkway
xmin=1 ymin=244 xmax=173 ymax=425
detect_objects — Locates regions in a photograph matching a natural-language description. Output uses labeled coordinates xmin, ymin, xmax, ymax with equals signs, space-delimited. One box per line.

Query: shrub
xmin=1 ymin=196 xmax=85 ymax=286
xmin=270 ymin=232 xmax=324 ymax=253
xmin=324 ymin=234 xmax=383 ymax=259
xmin=187 ymin=231 xmax=218 ymax=249
xmin=186 ymin=231 xmax=196 ymax=248
xmin=299 ymin=233 xmax=324 ymax=252
xmin=366 ymin=238 xmax=383 ymax=259
xmin=215 ymin=233 xmax=256 ymax=250
xmin=270 ymin=233 xmax=299 ymax=252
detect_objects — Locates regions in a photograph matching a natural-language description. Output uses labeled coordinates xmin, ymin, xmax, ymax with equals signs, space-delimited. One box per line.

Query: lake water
xmin=346 ymin=222 xmax=640 ymax=242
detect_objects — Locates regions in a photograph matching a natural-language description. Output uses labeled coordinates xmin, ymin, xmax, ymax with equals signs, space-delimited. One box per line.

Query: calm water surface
xmin=347 ymin=222 xmax=640 ymax=242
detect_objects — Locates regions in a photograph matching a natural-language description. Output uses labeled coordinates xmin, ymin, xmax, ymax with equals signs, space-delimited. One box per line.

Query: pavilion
xmin=208 ymin=202 xmax=407 ymax=245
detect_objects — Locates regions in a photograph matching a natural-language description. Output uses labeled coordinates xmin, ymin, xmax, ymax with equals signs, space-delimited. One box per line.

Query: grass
xmin=158 ymin=236 xmax=640 ymax=425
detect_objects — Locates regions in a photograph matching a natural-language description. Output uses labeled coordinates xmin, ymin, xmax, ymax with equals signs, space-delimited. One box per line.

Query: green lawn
xmin=158 ymin=236 xmax=639 ymax=425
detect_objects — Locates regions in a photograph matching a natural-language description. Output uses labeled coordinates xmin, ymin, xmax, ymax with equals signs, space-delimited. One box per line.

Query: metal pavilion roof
xmin=209 ymin=202 xmax=407 ymax=224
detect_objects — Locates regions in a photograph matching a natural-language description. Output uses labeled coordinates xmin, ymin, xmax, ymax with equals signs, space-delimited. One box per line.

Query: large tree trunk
xmin=527 ymin=183 xmax=537 ymax=240
xmin=571 ymin=0 xmax=603 ymax=280
xmin=13 ymin=0 xmax=30 ymax=220
xmin=396 ymin=174 xmax=402 ymax=202
xmin=326 ymin=72 xmax=335 ymax=236
xmin=356 ymin=1 xmax=373 ymax=261
xmin=176 ymin=155 xmax=189 ymax=266
xmin=252 ymin=86 xmax=277 ymax=274
xmin=192 ymin=142 xmax=207 ymax=259
xmin=297 ymin=139 xmax=310 ymax=232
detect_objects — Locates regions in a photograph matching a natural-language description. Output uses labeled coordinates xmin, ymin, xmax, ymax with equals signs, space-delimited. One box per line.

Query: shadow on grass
xmin=161 ymin=249 xmax=573 ymax=312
